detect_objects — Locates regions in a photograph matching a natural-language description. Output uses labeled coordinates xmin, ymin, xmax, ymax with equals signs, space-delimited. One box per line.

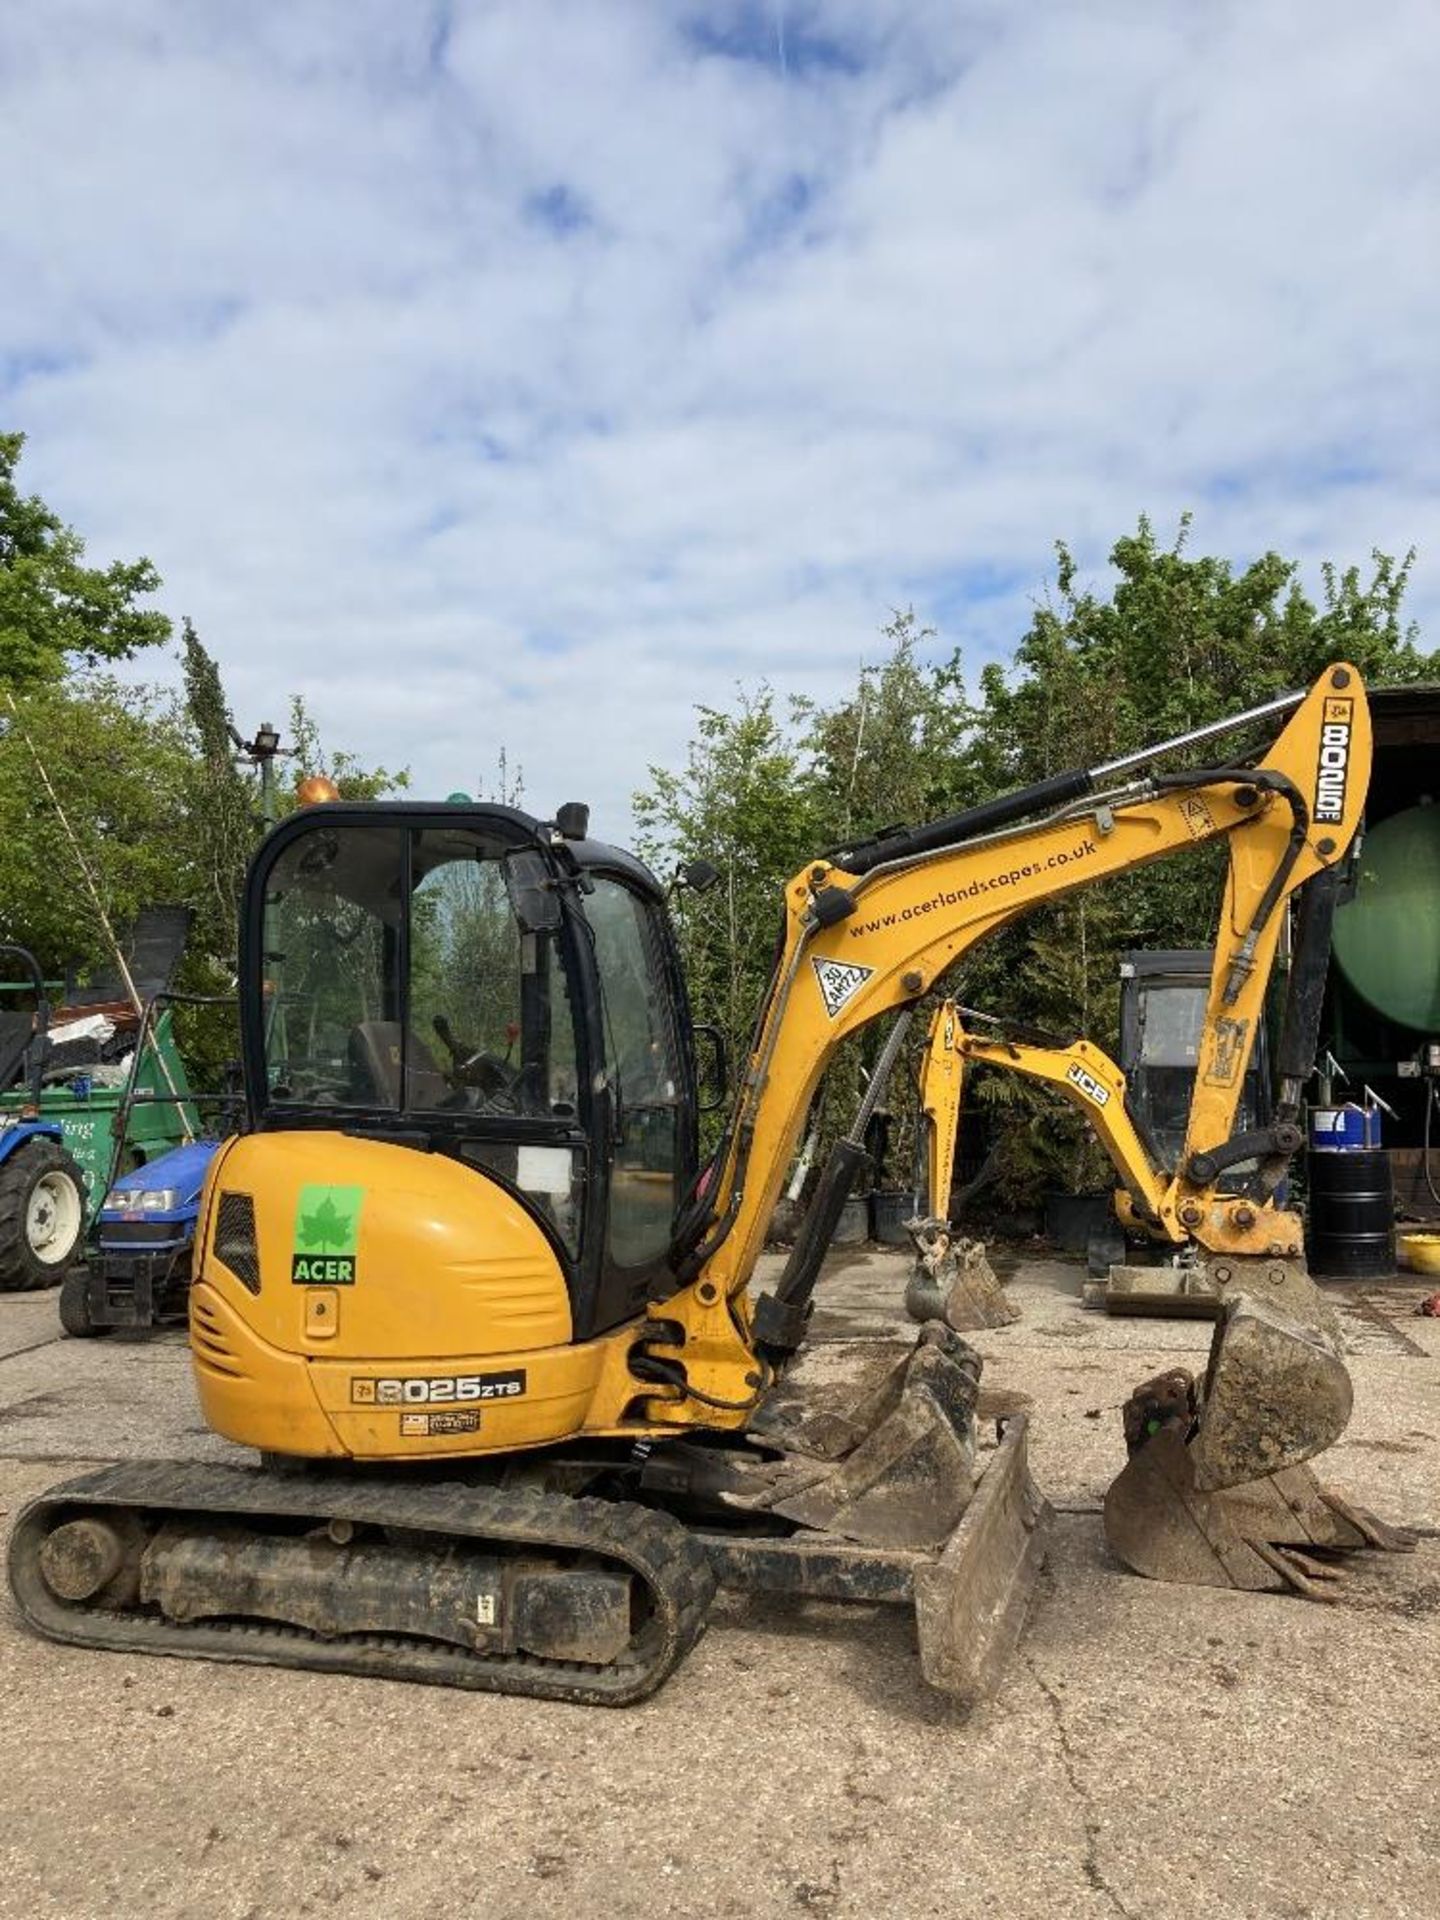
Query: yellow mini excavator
xmin=908 ymin=890 xmax=1338 ymax=1323
xmin=8 ymin=663 xmax=1412 ymax=1703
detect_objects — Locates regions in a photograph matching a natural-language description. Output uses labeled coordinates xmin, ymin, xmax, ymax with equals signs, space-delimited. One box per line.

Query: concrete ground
xmin=1 ymin=1249 xmax=1437 ymax=1920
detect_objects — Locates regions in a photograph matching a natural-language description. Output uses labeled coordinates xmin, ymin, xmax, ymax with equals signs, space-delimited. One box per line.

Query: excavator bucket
xmin=1190 ymin=1291 xmax=1352 ymax=1491
xmin=904 ymin=1220 xmax=1019 ymax=1331
xmin=1104 ymin=1294 xmax=1416 ymax=1594
xmin=741 ymin=1324 xmax=983 ymax=1549
xmin=717 ymin=1326 xmax=1053 ymax=1701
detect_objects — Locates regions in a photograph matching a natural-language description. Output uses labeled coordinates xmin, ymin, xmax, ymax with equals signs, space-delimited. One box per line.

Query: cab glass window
xmin=585 ymin=877 xmax=685 ymax=1267
xmin=260 ymin=825 xmax=579 ymax=1131
xmin=261 ymin=827 xmax=403 ymax=1108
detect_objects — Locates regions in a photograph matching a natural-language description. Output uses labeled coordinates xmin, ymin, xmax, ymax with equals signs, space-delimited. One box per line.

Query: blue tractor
xmin=0 ymin=946 xmax=88 ymax=1289
xmin=58 ymin=1135 xmax=222 ymax=1337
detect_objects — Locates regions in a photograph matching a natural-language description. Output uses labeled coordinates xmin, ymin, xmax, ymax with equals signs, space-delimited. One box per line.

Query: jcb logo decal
xmin=1315 ymin=698 xmax=1353 ymax=826
xmin=1065 ymin=1061 xmax=1110 ymax=1108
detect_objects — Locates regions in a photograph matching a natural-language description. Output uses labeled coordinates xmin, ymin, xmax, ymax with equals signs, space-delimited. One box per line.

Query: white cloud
xmin=1 ymin=0 xmax=1436 ymax=835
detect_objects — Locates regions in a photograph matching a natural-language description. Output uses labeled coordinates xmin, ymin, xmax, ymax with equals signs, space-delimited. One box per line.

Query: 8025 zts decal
xmin=351 ymin=1370 xmax=526 ymax=1406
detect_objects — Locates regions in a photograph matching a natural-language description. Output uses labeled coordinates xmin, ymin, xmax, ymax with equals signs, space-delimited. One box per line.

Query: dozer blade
xmin=913 ymin=1413 xmax=1052 ymax=1700
xmin=1088 ymin=1253 xmax=1328 ymax=1323
xmin=711 ymin=1325 xmax=1053 ymax=1703
xmin=904 ymin=1219 xmax=1019 ymax=1332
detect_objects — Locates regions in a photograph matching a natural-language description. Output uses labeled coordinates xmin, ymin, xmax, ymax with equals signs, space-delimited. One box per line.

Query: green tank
xmin=1331 ymin=802 xmax=1440 ymax=1032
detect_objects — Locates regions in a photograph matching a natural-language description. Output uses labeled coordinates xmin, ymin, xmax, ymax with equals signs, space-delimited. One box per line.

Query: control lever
xmin=432 ymin=1013 xmax=463 ymax=1066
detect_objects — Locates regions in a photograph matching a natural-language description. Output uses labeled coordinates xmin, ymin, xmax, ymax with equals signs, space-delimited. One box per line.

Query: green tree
xmin=960 ymin=520 xmax=1435 ymax=1200
xmin=634 ymin=687 xmax=821 ymax=1144
xmin=0 ymin=644 xmax=409 ymax=1094
xmin=639 ymin=519 xmax=1432 ymax=1209
xmin=0 ymin=433 xmax=169 ymax=691
xmin=0 ymin=678 xmax=192 ymax=976
xmin=800 ymin=609 xmax=982 ymax=838
xmin=179 ymin=620 xmax=256 ymax=971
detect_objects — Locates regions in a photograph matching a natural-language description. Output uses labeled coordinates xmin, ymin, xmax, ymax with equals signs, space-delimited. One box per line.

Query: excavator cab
xmin=1118 ymin=948 xmax=1274 ymax=1188
xmin=249 ymin=804 xmax=699 ymax=1343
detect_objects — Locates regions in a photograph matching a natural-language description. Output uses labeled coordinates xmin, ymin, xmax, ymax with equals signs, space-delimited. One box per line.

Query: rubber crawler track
xmin=7 ymin=1460 xmax=717 ymax=1707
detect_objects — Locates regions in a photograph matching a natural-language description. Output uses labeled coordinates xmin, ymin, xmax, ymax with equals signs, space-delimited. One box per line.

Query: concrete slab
xmin=0 ymin=1289 xmax=65 ymax=1361
xmin=0 ymin=1244 xmax=1436 ymax=1920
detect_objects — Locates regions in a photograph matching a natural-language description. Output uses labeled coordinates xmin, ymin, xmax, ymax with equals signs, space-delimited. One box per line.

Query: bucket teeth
xmin=1106 ymin=1301 xmax=1417 ymax=1598
xmin=1104 ymin=1422 xmax=1416 ymax=1596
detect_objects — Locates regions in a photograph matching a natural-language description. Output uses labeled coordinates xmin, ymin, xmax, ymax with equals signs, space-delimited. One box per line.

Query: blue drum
xmin=1308 ymin=1104 xmax=1382 ymax=1152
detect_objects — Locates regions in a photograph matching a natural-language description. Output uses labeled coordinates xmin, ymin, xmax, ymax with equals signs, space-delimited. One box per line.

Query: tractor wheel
xmin=58 ymin=1267 xmax=102 ymax=1337
xmin=0 ymin=1141 xmax=88 ymax=1291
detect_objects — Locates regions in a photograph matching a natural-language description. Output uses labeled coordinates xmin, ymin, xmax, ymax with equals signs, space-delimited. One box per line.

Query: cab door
xmin=581 ymin=875 xmax=696 ymax=1332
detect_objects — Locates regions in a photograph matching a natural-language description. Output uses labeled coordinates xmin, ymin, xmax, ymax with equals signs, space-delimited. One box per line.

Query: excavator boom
xmin=679 ymin=664 xmax=1369 ymax=1382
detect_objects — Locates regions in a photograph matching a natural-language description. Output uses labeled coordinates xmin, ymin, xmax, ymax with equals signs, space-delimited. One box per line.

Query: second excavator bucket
xmin=1190 ymin=1291 xmax=1353 ymax=1491
xmin=904 ymin=1220 xmax=1019 ymax=1331
xmin=1104 ymin=1293 xmax=1415 ymax=1595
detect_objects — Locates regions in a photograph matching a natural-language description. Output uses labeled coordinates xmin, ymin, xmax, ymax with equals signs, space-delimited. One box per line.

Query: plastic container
xmin=1308 ymin=1104 xmax=1382 ymax=1152
xmin=1306 ymin=1148 xmax=1396 ymax=1278
xmin=869 ymin=1189 xmax=919 ymax=1246
xmin=833 ymin=1195 xmax=870 ymax=1245
xmin=1043 ymin=1192 xmax=1114 ymax=1255
xmin=1398 ymin=1232 xmax=1440 ymax=1276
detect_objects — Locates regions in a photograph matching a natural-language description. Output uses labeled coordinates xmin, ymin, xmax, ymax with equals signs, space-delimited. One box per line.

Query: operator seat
xmin=348 ymin=1022 xmax=451 ymax=1109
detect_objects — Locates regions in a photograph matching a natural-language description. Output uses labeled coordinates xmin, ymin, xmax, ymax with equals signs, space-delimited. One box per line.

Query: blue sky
xmin=2 ymin=1 xmax=1436 ymax=830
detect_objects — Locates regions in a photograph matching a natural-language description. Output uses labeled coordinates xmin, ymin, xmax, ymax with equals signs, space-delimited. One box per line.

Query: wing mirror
xmin=677 ymin=859 xmax=721 ymax=895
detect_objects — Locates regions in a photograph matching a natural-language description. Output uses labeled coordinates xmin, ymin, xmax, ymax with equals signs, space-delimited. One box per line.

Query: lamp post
xmin=229 ymin=721 xmax=290 ymax=825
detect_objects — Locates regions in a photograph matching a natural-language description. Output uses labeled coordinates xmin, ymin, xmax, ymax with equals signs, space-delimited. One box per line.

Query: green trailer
xmin=0 ymin=1003 xmax=202 ymax=1287
xmin=2 ymin=1007 xmax=201 ymax=1194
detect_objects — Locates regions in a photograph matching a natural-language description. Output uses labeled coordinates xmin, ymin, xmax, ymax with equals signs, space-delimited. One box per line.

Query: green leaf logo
xmin=294 ymin=1185 xmax=363 ymax=1257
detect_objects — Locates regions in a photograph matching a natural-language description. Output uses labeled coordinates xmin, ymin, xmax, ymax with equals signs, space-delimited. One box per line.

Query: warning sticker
xmin=1180 ymin=795 xmax=1215 ymax=839
xmin=812 ymin=956 xmax=874 ymax=1019
xmin=1203 ymin=1015 xmax=1251 ymax=1088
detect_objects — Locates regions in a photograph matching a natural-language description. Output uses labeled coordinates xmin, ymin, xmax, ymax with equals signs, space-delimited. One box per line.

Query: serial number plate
xmin=350 ymin=1371 xmax=526 ymax=1406
xmin=401 ymin=1410 xmax=480 ymax=1437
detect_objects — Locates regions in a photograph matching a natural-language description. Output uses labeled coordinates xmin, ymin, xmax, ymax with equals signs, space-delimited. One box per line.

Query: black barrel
xmin=1306 ymin=1148 xmax=1396 ymax=1278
